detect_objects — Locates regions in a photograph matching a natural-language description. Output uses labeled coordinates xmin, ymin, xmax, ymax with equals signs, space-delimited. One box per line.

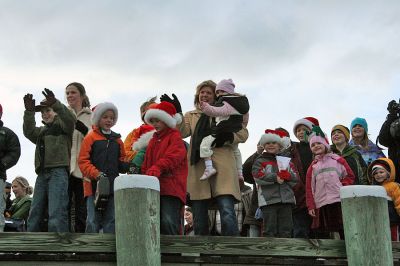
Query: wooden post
xmin=114 ymin=174 xmax=160 ymax=266
xmin=340 ymin=185 xmax=393 ymax=266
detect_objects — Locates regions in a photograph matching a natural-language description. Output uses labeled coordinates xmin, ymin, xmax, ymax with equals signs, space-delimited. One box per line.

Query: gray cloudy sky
xmin=1 ymin=1 xmax=399 ymax=192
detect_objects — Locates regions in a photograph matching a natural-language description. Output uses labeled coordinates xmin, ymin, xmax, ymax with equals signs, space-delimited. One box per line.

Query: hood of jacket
xmin=368 ymin=157 xmax=396 ymax=184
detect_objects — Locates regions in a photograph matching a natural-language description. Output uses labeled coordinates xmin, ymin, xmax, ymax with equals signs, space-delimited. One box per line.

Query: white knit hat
xmin=91 ymin=102 xmax=118 ymax=126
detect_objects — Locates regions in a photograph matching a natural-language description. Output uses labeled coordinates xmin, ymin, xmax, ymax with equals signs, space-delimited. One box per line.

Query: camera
xmin=388 ymin=99 xmax=400 ymax=114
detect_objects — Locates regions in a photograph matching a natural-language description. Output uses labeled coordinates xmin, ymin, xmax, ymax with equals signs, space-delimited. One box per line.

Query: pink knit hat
xmin=216 ymin=79 xmax=235 ymax=94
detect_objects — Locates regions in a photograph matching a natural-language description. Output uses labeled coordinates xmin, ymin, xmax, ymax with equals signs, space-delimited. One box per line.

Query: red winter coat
xmin=142 ymin=127 xmax=188 ymax=204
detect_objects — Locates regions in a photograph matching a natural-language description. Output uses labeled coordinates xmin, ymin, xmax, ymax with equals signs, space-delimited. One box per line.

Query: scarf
xmin=190 ymin=113 xmax=212 ymax=165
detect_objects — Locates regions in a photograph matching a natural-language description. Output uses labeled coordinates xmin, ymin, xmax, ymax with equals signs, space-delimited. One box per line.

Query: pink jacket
xmin=201 ymin=101 xmax=249 ymax=127
xmin=306 ymin=153 xmax=355 ymax=210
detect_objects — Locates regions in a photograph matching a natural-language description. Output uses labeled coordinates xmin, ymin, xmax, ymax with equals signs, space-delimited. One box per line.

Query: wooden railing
xmin=0 ymin=233 xmax=399 ymax=265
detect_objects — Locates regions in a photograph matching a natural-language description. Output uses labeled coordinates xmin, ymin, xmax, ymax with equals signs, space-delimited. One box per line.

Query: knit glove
xmin=146 ymin=166 xmax=161 ymax=177
xmin=42 ymin=88 xmax=56 ymax=106
xmin=277 ymin=170 xmax=291 ymax=181
xmin=128 ymin=163 xmax=140 ymax=174
xmin=23 ymin=94 xmax=35 ymax=111
xmin=160 ymin=93 xmax=182 ymax=113
xmin=212 ymin=132 xmax=234 ymax=148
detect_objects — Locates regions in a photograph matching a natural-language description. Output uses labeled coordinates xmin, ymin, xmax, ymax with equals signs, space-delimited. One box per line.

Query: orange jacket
xmin=123 ymin=127 xmax=140 ymax=161
xmin=368 ymin=158 xmax=400 ymax=215
xmin=79 ymin=126 xmax=127 ymax=197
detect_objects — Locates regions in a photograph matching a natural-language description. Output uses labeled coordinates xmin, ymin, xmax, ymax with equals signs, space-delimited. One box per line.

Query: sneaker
xmin=200 ymin=168 xmax=217 ymax=181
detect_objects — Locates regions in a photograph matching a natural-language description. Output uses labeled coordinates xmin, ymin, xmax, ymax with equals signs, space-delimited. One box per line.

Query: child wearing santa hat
xmin=79 ymin=102 xmax=131 ymax=233
xmin=252 ymin=129 xmax=298 ymax=237
xmin=305 ymin=126 xmax=355 ymax=239
xmin=199 ymin=78 xmax=249 ymax=181
xmin=129 ymin=124 xmax=156 ymax=173
xmin=368 ymin=158 xmax=400 ymax=240
xmin=123 ymin=96 xmax=158 ymax=162
xmin=143 ymin=101 xmax=188 ymax=235
xmin=290 ymin=116 xmax=319 ymax=238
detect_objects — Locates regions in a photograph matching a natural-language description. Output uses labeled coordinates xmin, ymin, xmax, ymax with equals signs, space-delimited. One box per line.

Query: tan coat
xmin=178 ymin=108 xmax=249 ymax=202
xmin=69 ymin=107 xmax=92 ymax=178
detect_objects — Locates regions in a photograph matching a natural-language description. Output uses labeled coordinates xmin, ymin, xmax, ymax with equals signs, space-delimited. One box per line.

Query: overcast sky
xmin=1 ymin=1 xmax=399 ymax=194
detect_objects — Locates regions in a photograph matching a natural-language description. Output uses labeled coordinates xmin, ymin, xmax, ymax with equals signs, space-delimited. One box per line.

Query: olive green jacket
xmin=23 ymin=100 xmax=76 ymax=174
xmin=10 ymin=195 xmax=32 ymax=220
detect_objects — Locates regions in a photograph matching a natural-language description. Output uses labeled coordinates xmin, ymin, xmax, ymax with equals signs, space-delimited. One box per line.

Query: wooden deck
xmin=0 ymin=233 xmax=398 ymax=265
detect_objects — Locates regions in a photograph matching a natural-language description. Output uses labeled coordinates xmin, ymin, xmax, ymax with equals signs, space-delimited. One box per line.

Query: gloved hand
xmin=277 ymin=170 xmax=291 ymax=181
xmin=97 ymin=172 xmax=107 ymax=181
xmin=42 ymin=88 xmax=56 ymax=106
xmin=23 ymin=94 xmax=35 ymax=111
xmin=128 ymin=163 xmax=140 ymax=174
xmin=146 ymin=166 xmax=161 ymax=177
xmin=212 ymin=132 xmax=234 ymax=148
xmin=75 ymin=120 xmax=89 ymax=136
xmin=387 ymin=100 xmax=399 ymax=115
xmin=160 ymin=93 xmax=182 ymax=113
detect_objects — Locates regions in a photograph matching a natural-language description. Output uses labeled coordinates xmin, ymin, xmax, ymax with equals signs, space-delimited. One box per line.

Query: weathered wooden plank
xmin=161 ymin=236 xmax=347 ymax=258
xmin=0 ymin=233 xmax=115 ymax=253
xmin=1 ymin=233 xmax=398 ymax=261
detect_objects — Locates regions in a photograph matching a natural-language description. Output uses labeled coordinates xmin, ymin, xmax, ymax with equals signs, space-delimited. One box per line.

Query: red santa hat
xmin=144 ymin=101 xmax=182 ymax=128
xmin=293 ymin=117 xmax=319 ymax=135
xmin=259 ymin=129 xmax=287 ymax=148
xmin=91 ymin=102 xmax=118 ymax=126
xmin=132 ymin=124 xmax=156 ymax=151
xmin=276 ymin=129 xmax=291 ymax=150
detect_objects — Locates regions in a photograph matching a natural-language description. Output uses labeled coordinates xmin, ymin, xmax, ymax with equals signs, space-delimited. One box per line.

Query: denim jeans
xmin=192 ymin=195 xmax=239 ymax=236
xmin=261 ymin=203 xmax=293 ymax=238
xmin=0 ymin=179 xmax=5 ymax=232
xmin=86 ymin=195 xmax=115 ymax=233
xmin=27 ymin=167 xmax=69 ymax=232
xmin=292 ymin=207 xmax=312 ymax=238
xmin=160 ymin=196 xmax=183 ymax=235
xmin=68 ymin=175 xmax=86 ymax=232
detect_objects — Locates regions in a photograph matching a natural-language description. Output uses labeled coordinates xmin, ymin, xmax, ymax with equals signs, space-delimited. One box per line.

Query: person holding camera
xmin=378 ymin=99 xmax=400 ymax=182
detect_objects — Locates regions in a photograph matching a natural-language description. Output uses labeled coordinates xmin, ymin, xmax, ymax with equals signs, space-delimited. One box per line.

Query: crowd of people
xmin=0 ymin=79 xmax=399 ymax=241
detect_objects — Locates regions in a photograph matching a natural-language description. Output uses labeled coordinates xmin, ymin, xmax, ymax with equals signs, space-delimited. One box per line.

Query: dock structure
xmin=0 ymin=178 xmax=398 ymax=265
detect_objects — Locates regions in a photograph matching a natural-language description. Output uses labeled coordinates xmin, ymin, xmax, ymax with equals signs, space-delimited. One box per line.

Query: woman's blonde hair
xmin=194 ymin=80 xmax=216 ymax=107
xmin=12 ymin=176 xmax=33 ymax=195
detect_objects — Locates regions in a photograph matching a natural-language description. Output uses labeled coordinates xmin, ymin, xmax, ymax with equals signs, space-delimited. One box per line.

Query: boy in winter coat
xmin=123 ymin=96 xmax=157 ymax=162
xmin=0 ymin=103 xmax=21 ymax=232
xmin=23 ymin=89 xmax=76 ymax=232
xmin=142 ymin=101 xmax=188 ymax=235
xmin=78 ymin=102 xmax=130 ymax=233
xmin=368 ymin=158 xmax=400 ymax=240
xmin=199 ymin=79 xmax=249 ymax=181
xmin=252 ymin=129 xmax=298 ymax=237
xmin=290 ymin=117 xmax=319 ymax=238
xmin=306 ymin=126 xmax=355 ymax=238
xmin=331 ymin=124 xmax=368 ymax=185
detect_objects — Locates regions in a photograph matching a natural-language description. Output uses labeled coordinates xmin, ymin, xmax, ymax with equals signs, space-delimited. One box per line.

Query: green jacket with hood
xmin=331 ymin=144 xmax=368 ymax=185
